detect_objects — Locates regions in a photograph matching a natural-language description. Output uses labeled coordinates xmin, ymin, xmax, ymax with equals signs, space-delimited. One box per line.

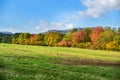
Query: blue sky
xmin=0 ymin=0 xmax=120 ymax=33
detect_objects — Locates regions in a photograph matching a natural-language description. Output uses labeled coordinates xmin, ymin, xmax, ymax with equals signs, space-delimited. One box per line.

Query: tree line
xmin=1 ymin=26 xmax=120 ymax=51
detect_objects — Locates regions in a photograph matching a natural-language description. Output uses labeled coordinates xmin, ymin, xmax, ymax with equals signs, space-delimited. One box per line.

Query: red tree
xmin=56 ymin=40 xmax=71 ymax=47
xmin=29 ymin=34 xmax=39 ymax=45
xmin=90 ymin=27 xmax=104 ymax=43
xmin=72 ymin=30 xmax=87 ymax=43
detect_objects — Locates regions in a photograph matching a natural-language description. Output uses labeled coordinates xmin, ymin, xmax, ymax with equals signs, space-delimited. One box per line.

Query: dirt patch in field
xmin=53 ymin=58 xmax=120 ymax=67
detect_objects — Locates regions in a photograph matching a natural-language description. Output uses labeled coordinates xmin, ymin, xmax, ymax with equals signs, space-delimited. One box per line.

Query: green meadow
xmin=0 ymin=43 xmax=120 ymax=80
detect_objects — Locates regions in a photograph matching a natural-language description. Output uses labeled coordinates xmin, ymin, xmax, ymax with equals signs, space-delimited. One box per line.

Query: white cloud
xmin=65 ymin=23 xmax=74 ymax=29
xmin=33 ymin=20 xmax=75 ymax=32
xmin=34 ymin=20 xmax=50 ymax=32
xmin=51 ymin=22 xmax=64 ymax=29
xmin=35 ymin=26 xmax=40 ymax=30
xmin=28 ymin=20 xmax=35 ymax=25
xmin=79 ymin=0 xmax=120 ymax=18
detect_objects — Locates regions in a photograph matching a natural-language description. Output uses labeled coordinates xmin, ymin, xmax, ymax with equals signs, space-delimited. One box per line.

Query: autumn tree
xmin=54 ymin=32 xmax=63 ymax=44
xmin=90 ymin=27 xmax=104 ymax=43
xmin=106 ymin=41 xmax=119 ymax=51
xmin=92 ymin=30 xmax=116 ymax=50
xmin=29 ymin=34 xmax=44 ymax=45
xmin=63 ymin=28 xmax=77 ymax=41
xmin=44 ymin=32 xmax=63 ymax=46
xmin=72 ymin=30 xmax=87 ymax=44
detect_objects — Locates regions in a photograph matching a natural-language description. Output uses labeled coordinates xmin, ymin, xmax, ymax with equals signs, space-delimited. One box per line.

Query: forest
xmin=1 ymin=26 xmax=120 ymax=51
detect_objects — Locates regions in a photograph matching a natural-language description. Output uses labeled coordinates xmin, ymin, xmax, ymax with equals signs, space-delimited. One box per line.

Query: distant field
xmin=0 ymin=44 xmax=120 ymax=80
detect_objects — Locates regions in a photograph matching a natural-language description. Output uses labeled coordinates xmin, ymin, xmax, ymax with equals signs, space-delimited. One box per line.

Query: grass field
xmin=0 ymin=43 xmax=120 ymax=80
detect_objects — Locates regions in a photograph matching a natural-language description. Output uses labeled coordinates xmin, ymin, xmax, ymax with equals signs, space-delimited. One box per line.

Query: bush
xmin=56 ymin=40 xmax=71 ymax=47
xmin=84 ymin=42 xmax=91 ymax=49
xmin=78 ymin=42 xmax=85 ymax=48
xmin=72 ymin=42 xmax=91 ymax=49
xmin=106 ymin=41 xmax=119 ymax=51
xmin=91 ymin=41 xmax=107 ymax=50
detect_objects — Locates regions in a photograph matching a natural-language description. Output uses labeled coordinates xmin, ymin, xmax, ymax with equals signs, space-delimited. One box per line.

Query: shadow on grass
xmin=52 ymin=58 xmax=120 ymax=67
xmin=0 ymin=74 xmax=6 ymax=80
xmin=0 ymin=60 xmax=6 ymax=80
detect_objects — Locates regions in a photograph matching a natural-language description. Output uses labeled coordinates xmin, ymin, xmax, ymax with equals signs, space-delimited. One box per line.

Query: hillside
xmin=43 ymin=28 xmax=82 ymax=34
xmin=0 ymin=32 xmax=13 ymax=35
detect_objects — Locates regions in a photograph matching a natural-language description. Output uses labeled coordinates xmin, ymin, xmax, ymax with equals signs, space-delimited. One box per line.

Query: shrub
xmin=56 ymin=40 xmax=71 ymax=47
xmin=78 ymin=42 xmax=85 ymax=48
xmin=73 ymin=42 xmax=91 ymax=49
xmin=106 ymin=41 xmax=119 ymax=51
xmin=84 ymin=42 xmax=91 ymax=49
xmin=91 ymin=42 xmax=107 ymax=50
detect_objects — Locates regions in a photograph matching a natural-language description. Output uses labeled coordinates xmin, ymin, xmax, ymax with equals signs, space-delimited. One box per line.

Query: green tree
xmin=0 ymin=33 xmax=4 ymax=43
xmin=83 ymin=27 xmax=92 ymax=42
xmin=62 ymin=32 xmax=73 ymax=41
xmin=71 ymin=28 xmax=78 ymax=33
xmin=2 ymin=35 xmax=12 ymax=43
xmin=63 ymin=28 xmax=77 ymax=41
xmin=38 ymin=33 xmax=45 ymax=41
xmin=37 ymin=33 xmax=45 ymax=45
xmin=113 ymin=35 xmax=120 ymax=44
xmin=18 ymin=33 xmax=30 ymax=44
xmin=12 ymin=33 xmax=21 ymax=44
xmin=98 ymin=30 xmax=116 ymax=43
xmin=118 ymin=27 xmax=120 ymax=34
